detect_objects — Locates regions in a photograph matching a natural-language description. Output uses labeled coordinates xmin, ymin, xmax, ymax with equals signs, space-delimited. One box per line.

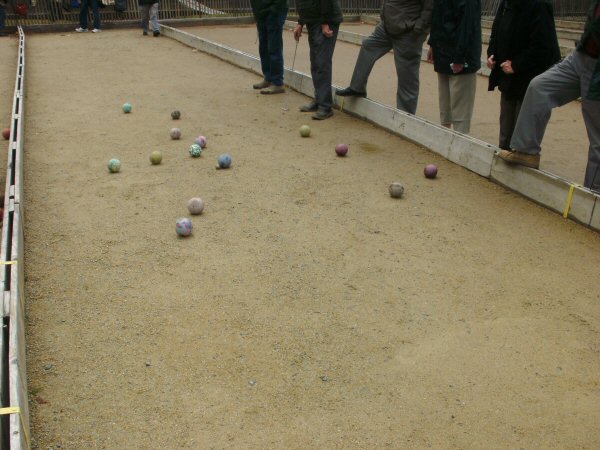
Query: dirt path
xmin=20 ymin=29 xmax=600 ymax=449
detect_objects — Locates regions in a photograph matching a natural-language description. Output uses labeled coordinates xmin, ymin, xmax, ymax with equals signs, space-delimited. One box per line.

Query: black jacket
xmin=251 ymin=0 xmax=288 ymax=21
xmin=579 ymin=0 xmax=600 ymax=100
xmin=296 ymin=0 xmax=342 ymax=26
xmin=487 ymin=0 xmax=560 ymax=100
xmin=428 ymin=0 xmax=482 ymax=74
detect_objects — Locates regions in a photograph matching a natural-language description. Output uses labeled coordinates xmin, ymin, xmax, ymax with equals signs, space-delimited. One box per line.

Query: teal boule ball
xmin=189 ymin=144 xmax=202 ymax=158
xmin=108 ymin=158 xmax=121 ymax=173
xmin=122 ymin=103 xmax=132 ymax=113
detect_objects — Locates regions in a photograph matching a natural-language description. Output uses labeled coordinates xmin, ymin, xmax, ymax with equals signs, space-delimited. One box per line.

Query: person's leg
xmin=391 ymin=30 xmax=427 ymax=114
xmin=91 ymin=0 xmax=101 ymax=30
xmin=255 ymin=17 xmax=271 ymax=84
xmin=437 ymin=73 xmax=452 ymax=127
xmin=307 ymin=22 xmax=339 ymax=116
xmin=139 ymin=4 xmax=150 ymax=33
xmin=578 ymin=52 xmax=600 ymax=190
xmin=150 ymin=3 xmax=159 ymax=33
xmin=348 ymin=23 xmax=392 ymax=94
xmin=498 ymin=93 xmax=521 ymax=149
xmin=264 ymin=9 xmax=287 ymax=86
xmin=449 ymin=72 xmax=477 ymax=134
xmin=510 ymin=52 xmax=581 ymax=155
xmin=79 ymin=0 xmax=89 ymax=29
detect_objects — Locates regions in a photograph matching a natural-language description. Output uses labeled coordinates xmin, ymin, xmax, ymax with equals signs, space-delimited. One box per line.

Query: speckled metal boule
xmin=189 ymin=144 xmax=202 ymax=158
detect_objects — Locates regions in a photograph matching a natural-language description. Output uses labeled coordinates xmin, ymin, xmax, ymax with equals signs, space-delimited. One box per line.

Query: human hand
xmin=427 ymin=46 xmax=433 ymax=63
xmin=487 ymin=54 xmax=495 ymax=70
xmin=451 ymin=63 xmax=464 ymax=74
xmin=294 ymin=23 xmax=302 ymax=41
xmin=500 ymin=60 xmax=514 ymax=74
xmin=322 ymin=23 xmax=333 ymax=38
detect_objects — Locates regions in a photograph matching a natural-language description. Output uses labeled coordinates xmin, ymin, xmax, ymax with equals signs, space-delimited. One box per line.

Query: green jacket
xmin=251 ymin=0 xmax=288 ymax=21
xmin=296 ymin=0 xmax=343 ymax=26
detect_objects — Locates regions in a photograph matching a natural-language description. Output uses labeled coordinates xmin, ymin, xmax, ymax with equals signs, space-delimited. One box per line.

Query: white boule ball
xmin=187 ymin=197 xmax=205 ymax=215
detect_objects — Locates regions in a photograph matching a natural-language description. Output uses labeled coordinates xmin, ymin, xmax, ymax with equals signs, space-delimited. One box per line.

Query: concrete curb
xmin=161 ymin=24 xmax=600 ymax=232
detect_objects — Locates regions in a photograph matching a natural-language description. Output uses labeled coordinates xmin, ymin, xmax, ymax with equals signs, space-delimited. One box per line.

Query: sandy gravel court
xmin=4 ymin=28 xmax=599 ymax=449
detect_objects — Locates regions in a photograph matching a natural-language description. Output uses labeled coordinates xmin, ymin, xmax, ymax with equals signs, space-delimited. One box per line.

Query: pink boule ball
xmin=335 ymin=143 xmax=349 ymax=157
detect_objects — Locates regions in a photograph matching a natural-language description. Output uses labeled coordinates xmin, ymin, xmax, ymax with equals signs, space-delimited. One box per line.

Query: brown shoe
xmin=497 ymin=149 xmax=540 ymax=169
xmin=260 ymin=85 xmax=285 ymax=95
xmin=253 ymin=80 xmax=271 ymax=89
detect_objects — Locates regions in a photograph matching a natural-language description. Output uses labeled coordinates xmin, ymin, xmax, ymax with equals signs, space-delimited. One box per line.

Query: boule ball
xmin=335 ymin=143 xmax=349 ymax=156
xmin=299 ymin=125 xmax=311 ymax=138
xmin=189 ymin=144 xmax=202 ymax=158
xmin=2 ymin=128 xmax=9 ymax=140
xmin=108 ymin=158 xmax=121 ymax=173
xmin=424 ymin=164 xmax=438 ymax=179
xmin=175 ymin=217 xmax=193 ymax=237
xmin=122 ymin=103 xmax=132 ymax=113
xmin=195 ymin=135 xmax=207 ymax=149
xmin=217 ymin=153 xmax=232 ymax=169
xmin=171 ymin=110 xmax=181 ymax=120
xmin=389 ymin=182 xmax=404 ymax=198
xmin=149 ymin=150 xmax=162 ymax=165
xmin=170 ymin=128 xmax=182 ymax=140
xmin=187 ymin=197 xmax=205 ymax=215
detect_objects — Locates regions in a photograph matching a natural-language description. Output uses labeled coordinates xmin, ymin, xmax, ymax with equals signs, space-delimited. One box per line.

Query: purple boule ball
xmin=424 ymin=164 xmax=438 ymax=179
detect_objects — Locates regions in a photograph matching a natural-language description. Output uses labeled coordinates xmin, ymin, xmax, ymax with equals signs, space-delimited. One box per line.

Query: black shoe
xmin=312 ymin=109 xmax=333 ymax=120
xmin=153 ymin=30 xmax=160 ymax=37
xmin=335 ymin=87 xmax=366 ymax=97
xmin=299 ymin=101 xmax=318 ymax=112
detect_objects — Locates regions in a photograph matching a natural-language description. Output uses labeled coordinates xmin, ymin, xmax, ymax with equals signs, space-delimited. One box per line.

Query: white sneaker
xmin=75 ymin=27 xmax=88 ymax=32
xmin=92 ymin=28 xmax=102 ymax=33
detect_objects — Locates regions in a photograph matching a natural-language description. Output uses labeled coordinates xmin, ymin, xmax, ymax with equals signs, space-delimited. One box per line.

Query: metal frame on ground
xmin=0 ymin=27 xmax=30 ymax=450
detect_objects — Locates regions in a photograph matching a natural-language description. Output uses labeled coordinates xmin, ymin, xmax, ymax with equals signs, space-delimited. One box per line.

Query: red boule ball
xmin=2 ymin=128 xmax=9 ymax=140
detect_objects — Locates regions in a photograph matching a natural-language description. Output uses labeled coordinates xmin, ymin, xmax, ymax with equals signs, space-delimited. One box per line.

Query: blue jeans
xmin=79 ymin=0 xmax=101 ymax=29
xmin=256 ymin=9 xmax=288 ymax=86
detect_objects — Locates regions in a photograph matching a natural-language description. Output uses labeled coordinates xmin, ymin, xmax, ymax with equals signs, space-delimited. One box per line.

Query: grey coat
xmin=381 ymin=0 xmax=433 ymax=37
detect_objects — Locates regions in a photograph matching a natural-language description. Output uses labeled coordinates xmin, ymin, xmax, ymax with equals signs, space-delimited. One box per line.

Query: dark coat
xmin=428 ymin=0 xmax=482 ymax=74
xmin=251 ymin=0 xmax=288 ymax=21
xmin=487 ymin=0 xmax=560 ymax=101
xmin=381 ymin=0 xmax=433 ymax=37
xmin=579 ymin=0 xmax=600 ymax=100
xmin=296 ymin=0 xmax=342 ymax=26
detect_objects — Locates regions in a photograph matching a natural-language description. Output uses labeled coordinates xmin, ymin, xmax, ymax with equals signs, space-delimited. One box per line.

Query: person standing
xmin=293 ymin=0 xmax=343 ymax=119
xmin=251 ymin=0 xmax=288 ymax=94
xmin=427 ymin=0 xmax=481 ymax=134
xmin=139 ymin=0 xmax=160 ymax=36
xmin=335 ymin=0 xmax=432 ymax=115
xmin=76 ymin=0 xmax=102 ymax=32
xmin=487 ymin=0 xmax=560 ymax=149
xmin=499 ymin=0 xmax=600 ymax=192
